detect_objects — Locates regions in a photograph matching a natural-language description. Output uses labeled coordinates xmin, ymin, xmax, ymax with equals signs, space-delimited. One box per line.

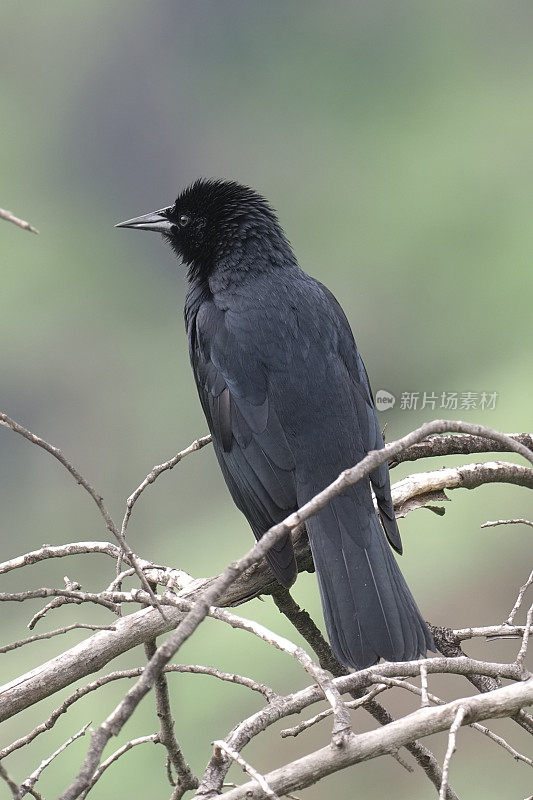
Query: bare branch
xmin=205 ymin=604 xmax=351 ymax=742
xmin=197 ymin=651 xmax=519 ymax=799
xmin=0 ymin=542 xmax=126 ymax=576
xmin=280 ymin=683 xmax=393 ymax=738
xmin=27 ymin=575 xmax=116 ymax=629
xmin=0 ymin=207 xmax=38 ymax=234
xmin=0 ymin=762 xmax=22 ymax=799
xmin=0 ymin=624 xmax=116 ymax=654
xmin=219 ymin=679 xmax=533 ymax=800
xmin=431 ymin=622 xmax=533 ymax=741
xmin=481 ymin=518 xmax=533 ymax=529
xmin=116 ymin=435 xmax=212 ymax=580
xmin=507 ymin=569 xmax=533 ymax=626
xmin=144 ymin=640 xmax=198 ymax=796
xmin=516 ymin=603 xmax=533 ymax=673
xmin=269 ymin=588 xmax=452 ymax=797
xmin=392 ymin=461 xmax=533 ymax=519
xmin=0 ymin=414 xmax=163 ymax=615
xmin=78 ymin=735 xmax=160 ymax=799
xmin=16 ymin=723 xmax=90 ymax=799
xmin=121 ymin=435 xmax=212 ymax=539
xmin=419 ymin=663 xmax=429 ymax=707
xmin=3 ymin=419 xmax=532 ymax=800
xmin=452 ymin=624 xmax=532 ymax=642
xmin=0 ymin=578 xmax=524 ymax=729
xmin=286 ymin=671 xmax=533 ymax=770
xmin=213 ymin=741 xmax=280 ymax=800
xmin=1 ymin=664 xmax=275 ymax=761
xmin=0 ymin=587 xmax=121 ymax=613
xmin=372 ymin=676 xmax=533 ymax=769
xmin=389 ymin=432 xmax=533 ymax=467
xmin=439 ymin=706 xmax=466 ymax=800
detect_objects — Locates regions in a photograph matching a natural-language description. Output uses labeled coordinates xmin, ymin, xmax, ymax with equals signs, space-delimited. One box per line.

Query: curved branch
xmin=0 ymin=542 xmax=128 ymax=576
xmin=1 ymin=664 xmax=276 ymax=761
xmin=1 ymin=434 xmax=531 ymax=725
xmin=0 ymin=414 xmax=161 ymax=612
xmin=219 ymin=678 xmax=533 ymax=800
xmin=392 ymin=461 xmax=533 ymax=517
xmin=2 ymin=419 xmax=532 ymax=800
xmin=389 ymin=432 xmax=533 ymax=467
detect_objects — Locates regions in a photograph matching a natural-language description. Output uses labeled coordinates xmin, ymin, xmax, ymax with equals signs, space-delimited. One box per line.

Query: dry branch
xmin=389 ymin=432 xmax=533 ymax=466
xmin=219 ymin=678 xmax=533 ymax=800
xmin=268 ymin=588 xmax=447 ymax=795
xmin=212 ymin=741 xmax=280 ymax=800
xmin=0 ymin=426 xmax=531 ymax=727
xmin=144 ymin=639 xmax=199 ymax=796
xmin=0 ymin=207 xmax=38 ymax=234
xmin=0 ymin=413 xmax=163 ymax=615
xmin=78 ymin=734 xmax=160 ymax=799
xmin=0 ymin=664 xmax=275 ymax=762
xmin=1 ymin=418 xmax=532 ymax=800
xmin=439 ymin=706 xmax=466 ymax=800
xmin=16 ymin=723 xmax=90 ymax=800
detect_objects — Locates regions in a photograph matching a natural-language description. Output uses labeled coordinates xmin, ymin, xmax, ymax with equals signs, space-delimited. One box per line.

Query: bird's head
xmin=116 ymin=178 xmax=291 ymax=279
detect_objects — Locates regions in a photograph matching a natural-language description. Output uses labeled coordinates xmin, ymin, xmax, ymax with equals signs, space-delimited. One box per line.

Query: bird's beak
xmin=115 ymin=207 xmax=174 ymax=234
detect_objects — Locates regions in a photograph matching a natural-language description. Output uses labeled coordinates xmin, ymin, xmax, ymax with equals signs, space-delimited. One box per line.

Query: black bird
xmin=116 ymin=179 xmax=434 ymax=669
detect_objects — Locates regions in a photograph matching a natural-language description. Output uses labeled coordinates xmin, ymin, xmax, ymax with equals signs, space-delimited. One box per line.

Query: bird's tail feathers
xmin=306 ymin=494 xmax=433 ymax=669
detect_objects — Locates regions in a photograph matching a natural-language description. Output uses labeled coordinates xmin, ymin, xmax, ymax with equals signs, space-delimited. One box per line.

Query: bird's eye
xmin=179 ymin=214 xmax=190 ymax=228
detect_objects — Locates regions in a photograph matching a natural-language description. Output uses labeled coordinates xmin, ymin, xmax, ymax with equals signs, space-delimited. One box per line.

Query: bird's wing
xmin=189 ymin=298 xmax=298 ymax=587
xmin=317 ymin=282 xmax=402 ymax=554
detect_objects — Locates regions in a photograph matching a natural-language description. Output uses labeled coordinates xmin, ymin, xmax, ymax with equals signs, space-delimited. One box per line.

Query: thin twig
xmin=0 ymin=413 xmax=164 ymax=617
xmin=116 ymin=435 xmax=211 ymax=578
xmin=420 ymin=663 xmax=429 ymax=707
xmin=389 ymin=432 xmax=533 ymax=467
xmin=78 ymin=735 xmax=160 ymax=799
xmin=439 ymin=706 xmax=466 ymax=800
xmin=0 ymin=587 xmax=122 ymax=612
xmin=106 ymin=568 xmax=136 ymax=592
xmin=452 ymin=624 xmax=533 ymax=642
xmin=144 ymin=639 xmax=199 ymax=795
xmin=280 ymin=683 xmax=392 ymax=737
xmin=1 ymin=664 xmax=275 ymax=761
xmin=507 ymin=569 xmax=533 ymax=626
xmin=17 ymin=723 xmax=90 ymax=799
xmin=121 ymin=435 xmax=212 ymax=539
xmin=213 ymin=741 xmax=280 ymax=800
xmin=481 ymin=518 xmax=533 ymax=529
xmin=0 ymin=762 xmax=21 ymax=799
xmin=270 ymin=588 xmax=446 ymax=792
xmin=0 ymin=624 xmax=116 ymax=654
xmin=204 ymin=604 xmax=351 ymax=743
xmin=516 ymin=603 xmax=533 ymax=673
xmin=0 ymin=207 xmax=38 ymax=234
xmin=0 ymin=541 xmax=126 ymax=576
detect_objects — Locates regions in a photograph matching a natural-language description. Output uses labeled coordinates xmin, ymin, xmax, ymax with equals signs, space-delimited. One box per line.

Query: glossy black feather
xmin=126 ymin=178 xmax=434 ymax=668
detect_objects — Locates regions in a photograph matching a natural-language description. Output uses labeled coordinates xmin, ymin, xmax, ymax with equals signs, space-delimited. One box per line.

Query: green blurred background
xmin=1 ymin=2 xmax=532 ymax=798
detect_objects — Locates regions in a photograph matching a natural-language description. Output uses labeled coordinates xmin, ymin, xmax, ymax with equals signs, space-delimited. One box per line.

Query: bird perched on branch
xmin=116 ymin=179 xmax=434 ymax=669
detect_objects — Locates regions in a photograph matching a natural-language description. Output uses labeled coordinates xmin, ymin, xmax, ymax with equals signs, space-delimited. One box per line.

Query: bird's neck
xmin=207 ymin=231 xmax=298 ymax=295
